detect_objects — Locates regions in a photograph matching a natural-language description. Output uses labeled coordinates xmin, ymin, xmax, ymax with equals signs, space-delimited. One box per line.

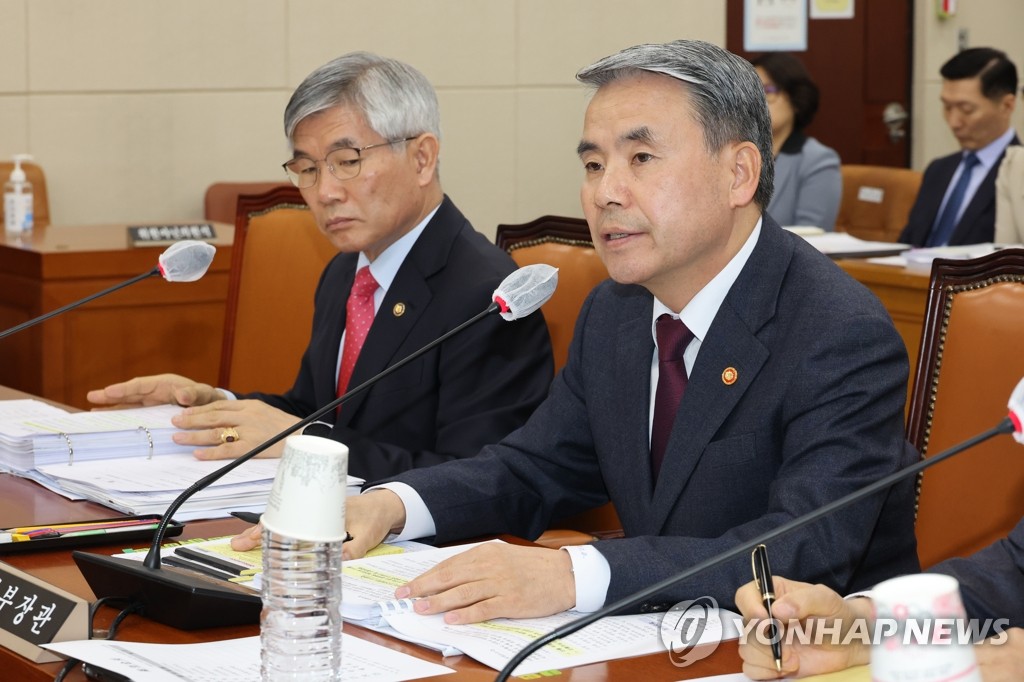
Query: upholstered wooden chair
xmin=496 ymin=215 xmax=622 ymax=546
xmin=834 ymin=165 xmax=922 ymax=242
xmin=495 ymin=215 xmax=609 ymax=374
xmin=907 ymin=248 xmax=1024 ymax=568
xmin=0 ymin=161 xmax=50 ymax=228
xmin=203 ymin=181 xmax=291 ymax=224
xmin=218 ymin=186 xmax=336 ymax=394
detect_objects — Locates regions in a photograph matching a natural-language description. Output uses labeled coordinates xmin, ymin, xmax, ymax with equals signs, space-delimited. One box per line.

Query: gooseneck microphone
xmin=72 ymin=263 xmax=558 ymax=630
xmin=0 ymin=240 xmax=217 ymax=341
xmin=494 ymin=377 xmax=1024 ymax=681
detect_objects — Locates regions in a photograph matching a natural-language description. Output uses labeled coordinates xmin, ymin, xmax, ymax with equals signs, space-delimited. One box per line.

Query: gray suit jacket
xmin=768 ymin=133 xmax=842 ymax=230
xmin=390 ymin=215 xmax=920 ymax=612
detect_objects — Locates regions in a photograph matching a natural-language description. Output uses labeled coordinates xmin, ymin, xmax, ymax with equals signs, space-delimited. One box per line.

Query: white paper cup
xmin=261 ymin=435 xmax=349 ymax=542
xmin=871 ymin=574 xmax=981 ymax=682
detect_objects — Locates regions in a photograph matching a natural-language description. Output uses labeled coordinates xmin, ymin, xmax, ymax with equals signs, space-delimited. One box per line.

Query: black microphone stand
xmin=0 ymin=268 xmax=159 ymax=340
xmin=494 ymin=417 xmax=1016 ymax=681
xmin=73 ymin=302 xmax=499 ymax=629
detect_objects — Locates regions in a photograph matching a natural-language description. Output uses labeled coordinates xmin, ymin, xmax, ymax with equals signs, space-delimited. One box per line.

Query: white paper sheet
xmin=43 ymin=633 xmax=454 ymax=682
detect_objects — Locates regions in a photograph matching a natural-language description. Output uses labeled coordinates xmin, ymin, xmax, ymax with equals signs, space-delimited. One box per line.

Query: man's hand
xmin=230 ymin=522 xmax=263 ymax=552
xmin=87 ymin=374 xmax=224 ymax=409
xmin=342 ymin=491 xmax=407 ymax=560
xmin=394 ymin=543 xmax=576 ymax=624
xmin=230 ymin=490 xmax=406 ymax=554
xmin=170 ymin=400 xmax=301 ymax=460
xmin=735 ymin=576 xmax=873 ymax=679
xmin=976 ymin=627 xmax=1024 ymax=682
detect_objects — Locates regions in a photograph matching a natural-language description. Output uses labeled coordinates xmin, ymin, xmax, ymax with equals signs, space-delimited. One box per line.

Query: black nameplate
xmin=128 ymin=223 xmax=217 ymax=247
xmin=0 ymin=561 xmax=88 ymax=663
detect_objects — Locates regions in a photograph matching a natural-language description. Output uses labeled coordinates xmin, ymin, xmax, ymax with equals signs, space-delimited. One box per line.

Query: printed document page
xmin=43 ymin=633 xmax=454 ymax=682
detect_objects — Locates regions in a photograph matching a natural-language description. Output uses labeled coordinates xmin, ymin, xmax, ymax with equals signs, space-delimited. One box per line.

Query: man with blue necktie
xmin=900 ymin=48 xmax=1019 ymax=247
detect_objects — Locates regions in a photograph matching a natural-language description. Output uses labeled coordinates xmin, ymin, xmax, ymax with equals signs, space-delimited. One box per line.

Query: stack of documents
xmin=0 ymin=400 xmax=363 ymax=520
xmin=109 ymin=537 xmax=740 ymax=676
xmin=340 ymin=540 xmax=741 ymax=675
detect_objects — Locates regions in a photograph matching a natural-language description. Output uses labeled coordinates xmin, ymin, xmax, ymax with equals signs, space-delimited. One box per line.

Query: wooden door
xmin=727 ymin=0 xmax=913 ymax=168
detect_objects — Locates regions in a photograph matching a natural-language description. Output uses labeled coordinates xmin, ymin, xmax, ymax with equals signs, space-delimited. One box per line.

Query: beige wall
xmin=1 ymin=0 xmax=1021 ymax=238
xmin=0 ymin=0 xmax=723 ymax=238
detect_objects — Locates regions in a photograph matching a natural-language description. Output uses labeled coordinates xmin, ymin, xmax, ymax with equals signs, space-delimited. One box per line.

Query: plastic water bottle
xmin=260 ymin=528 xmax=343 ymax=681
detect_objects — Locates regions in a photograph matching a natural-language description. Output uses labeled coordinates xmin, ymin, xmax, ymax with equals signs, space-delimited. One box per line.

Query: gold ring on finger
xmin=219 ymin=427 xmax=240 ymax=444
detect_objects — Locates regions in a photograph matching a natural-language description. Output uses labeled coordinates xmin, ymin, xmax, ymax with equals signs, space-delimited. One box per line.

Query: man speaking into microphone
xmin=318 ymin=40 xmax=921 ymax=620
xmin=87 ymin=53 xmax=553 ymax=481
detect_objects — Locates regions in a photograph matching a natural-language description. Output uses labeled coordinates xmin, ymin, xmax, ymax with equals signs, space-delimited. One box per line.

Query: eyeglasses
xmin=762 ymin=84 xmax=781 ymax=101
xmin=282 ymin=136 xmax=418 ymax=188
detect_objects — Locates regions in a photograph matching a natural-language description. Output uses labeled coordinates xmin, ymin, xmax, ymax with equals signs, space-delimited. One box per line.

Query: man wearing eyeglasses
xmin=87 ymin=53 xmax=553 ymax=481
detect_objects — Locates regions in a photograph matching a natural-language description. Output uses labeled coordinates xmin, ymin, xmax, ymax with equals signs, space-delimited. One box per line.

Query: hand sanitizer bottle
xmin=4 ymin=154 xmax=34 ymax=236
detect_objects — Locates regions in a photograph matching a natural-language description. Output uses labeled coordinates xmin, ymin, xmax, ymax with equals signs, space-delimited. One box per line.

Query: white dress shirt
xmin=377 ymin=218 xmax=762 ymax=612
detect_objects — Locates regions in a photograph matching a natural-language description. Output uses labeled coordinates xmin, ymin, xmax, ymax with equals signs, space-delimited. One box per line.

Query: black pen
xmin=752 ymin=543 xmax=783 ymax=672
xmin=229 ymin=511 xmax=262 ymax=524
xmin=229 ymin=511 xmax=354 ymax=542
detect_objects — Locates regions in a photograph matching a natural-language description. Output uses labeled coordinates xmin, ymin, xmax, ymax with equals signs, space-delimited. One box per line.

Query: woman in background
xmin=752 ymin=53 xmax=842 ymax=230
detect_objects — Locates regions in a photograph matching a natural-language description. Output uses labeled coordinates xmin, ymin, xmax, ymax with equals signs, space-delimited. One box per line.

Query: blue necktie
xmin=926 ymin=152 xmax=980 ymax=247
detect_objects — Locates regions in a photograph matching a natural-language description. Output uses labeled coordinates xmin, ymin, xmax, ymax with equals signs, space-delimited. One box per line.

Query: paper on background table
xmin=866 ymin=243 xmax=1001 ymax=269
xmin=42 ymin=633 xmax=455 ymax=682
xmin=797 ymin=232 xmax=912 ymax=257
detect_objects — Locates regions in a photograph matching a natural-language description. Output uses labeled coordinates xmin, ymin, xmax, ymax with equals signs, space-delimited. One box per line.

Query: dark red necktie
xmin=336 ymin=266 xmax=379 ymax=399
xmin=650 ymin=314 xmax=695 ymax=480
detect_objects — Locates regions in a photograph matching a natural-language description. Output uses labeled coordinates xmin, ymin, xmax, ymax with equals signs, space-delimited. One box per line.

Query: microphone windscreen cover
xmin=158 ymin=241 xmax=217 ymax=282
xmin=1009 ymin=376 xmax=1024 ymax=444
xmin=492 ymin=264 xmax=558 ymax=321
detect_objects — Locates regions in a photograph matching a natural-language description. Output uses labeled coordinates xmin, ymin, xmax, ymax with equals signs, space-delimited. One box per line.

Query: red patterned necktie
xmin=650 ymin=314 xmax=695 ymax=480
xmin=336 ymin=266 xmax=379 ymax=399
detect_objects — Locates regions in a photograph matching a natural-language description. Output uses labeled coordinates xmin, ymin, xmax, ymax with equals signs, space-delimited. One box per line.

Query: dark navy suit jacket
xmin=933 ymin=517 xmax=1024 ymax=628
xmin=245 ymin=196 xmax=553 ymax=481
xmin=899 ymin=137 xmax=1021 ymax=246
xmin=390 ymin=215 xmax=921 ymax=612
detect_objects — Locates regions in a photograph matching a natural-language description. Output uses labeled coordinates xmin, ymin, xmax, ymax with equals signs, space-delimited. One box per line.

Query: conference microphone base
xmin=73 ymin=551 xmax=262 ymax=630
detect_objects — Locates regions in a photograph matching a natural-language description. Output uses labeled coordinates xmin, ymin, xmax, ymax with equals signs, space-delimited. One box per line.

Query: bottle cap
xmin=9 ymin=154 xmax=33 ymax=183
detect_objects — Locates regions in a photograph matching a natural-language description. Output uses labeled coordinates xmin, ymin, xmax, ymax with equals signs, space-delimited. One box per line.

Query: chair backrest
xmin=495 ymin=215 xmax=608 ymax=374
xmin=0 ymin=161 xmax=50 ymax=228
xmin=496 ymin=215 xmax=621 ymax=539
xmin=219 ymin=186 xmax=336 ymax=394
xmin=834 ymin=164 xmax=922 ymax=242
xmin=203 ymin=181 xmax=291 ymax=224
xmin=907 ymin=248 xmax=1024 ymax=568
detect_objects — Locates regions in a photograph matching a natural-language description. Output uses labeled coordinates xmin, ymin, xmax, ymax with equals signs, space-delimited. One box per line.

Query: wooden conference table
xmin=0 ymin=386 xmax=744 ymax=681
xmin=0 ymin=223 xmax=233 ymax=410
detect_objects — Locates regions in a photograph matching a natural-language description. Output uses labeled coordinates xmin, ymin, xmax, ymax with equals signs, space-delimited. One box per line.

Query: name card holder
xmin=127 ymin=223 xmax=217 ymax=247
xmin=0 ymin=561 xmax=89 ymax=663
